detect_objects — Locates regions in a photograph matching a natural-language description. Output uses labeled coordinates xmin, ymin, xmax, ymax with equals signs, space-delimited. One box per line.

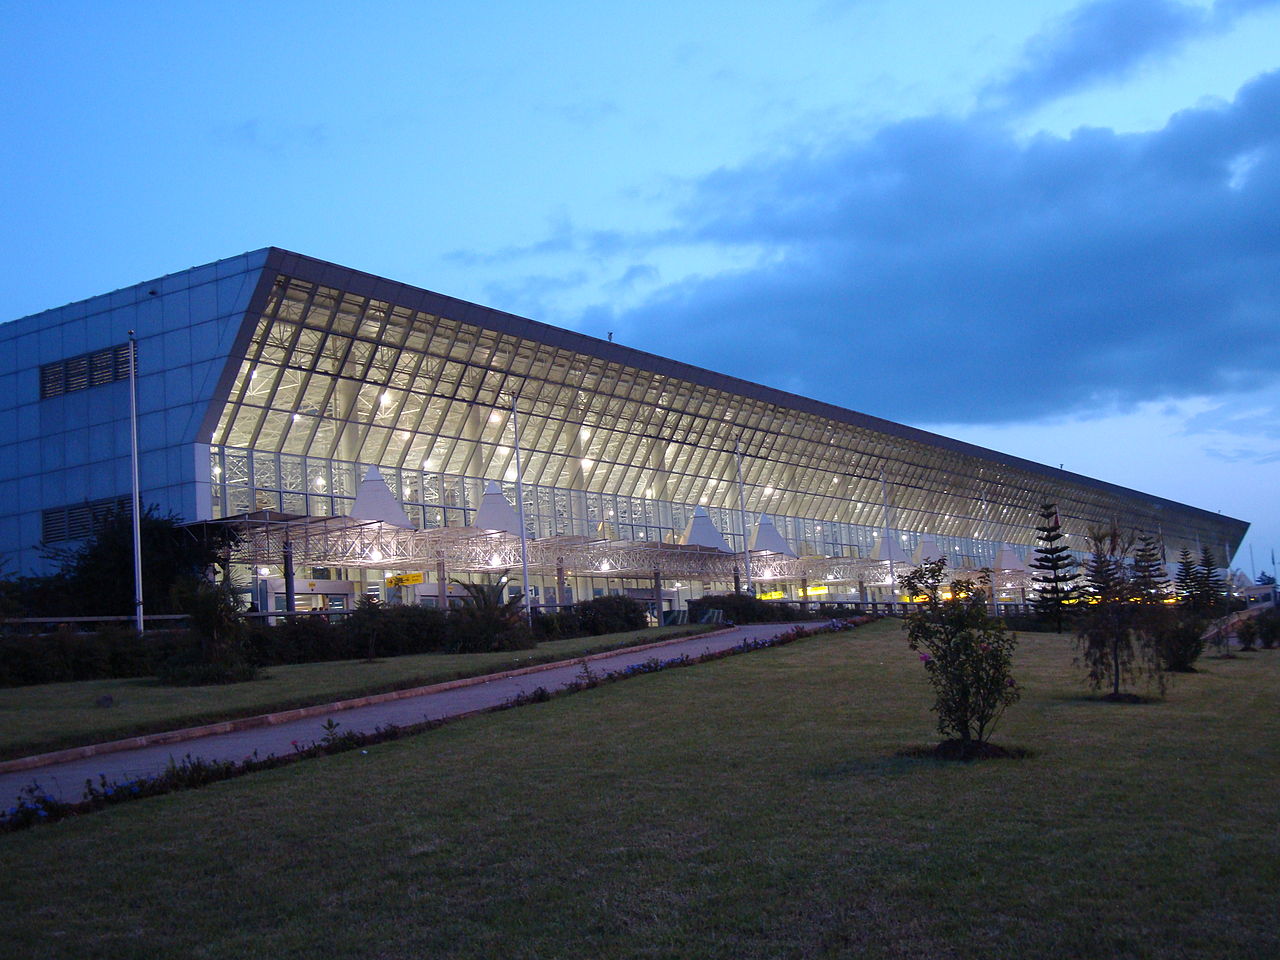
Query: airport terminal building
xmin=0 ymin=248 xmax=1249 ymax=613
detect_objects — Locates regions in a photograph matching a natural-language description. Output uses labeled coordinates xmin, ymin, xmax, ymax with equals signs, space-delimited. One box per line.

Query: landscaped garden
xmin=3 ymin=618 xmax=1276 ymax=959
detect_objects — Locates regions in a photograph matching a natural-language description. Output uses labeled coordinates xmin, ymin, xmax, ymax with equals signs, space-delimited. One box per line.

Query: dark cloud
xmin=982 ymin=0 xmax=1280 ymax=113
xmin=593 ymin=70 xmax=1280 ymax=424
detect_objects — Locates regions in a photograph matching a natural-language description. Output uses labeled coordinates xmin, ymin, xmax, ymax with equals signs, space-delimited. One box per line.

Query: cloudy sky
xmin=2 ymin=0 xmax=1277 ymax=573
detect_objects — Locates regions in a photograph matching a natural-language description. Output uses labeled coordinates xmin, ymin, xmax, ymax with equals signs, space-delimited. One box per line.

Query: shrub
xmin=899 ymin=560 xmax=1020 ymax=758
xmin=688 ymin=592 xmax=799 ymax=625
xmin=244 ymin=614 xmax=335 ymax=665
xmin=1235 ymin=617 xmax=1258 ymax=652
xmin=532 ymin=610 xmax=582 ymax=641
xmin=0 ymin=624 xmax=196 ymax=686
xmin=1153 ymin=609 xmax=1207 ymax=672
xmin=1256 ymin=610 xmax=1278 ymax=649
xmin=375 ymin=605 xmax=451 ymax=656
xmin=161 ymin=577 xmax=257 ymax=686
xmin=573 ymin=595 xmax=648 ymax=635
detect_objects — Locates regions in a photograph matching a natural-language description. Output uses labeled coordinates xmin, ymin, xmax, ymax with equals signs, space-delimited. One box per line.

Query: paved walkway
xmin=2 ymin=622 xmax=819 ymax=805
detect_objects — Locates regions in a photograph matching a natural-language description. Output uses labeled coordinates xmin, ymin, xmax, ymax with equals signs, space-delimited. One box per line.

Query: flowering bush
xmin=2 ymin=783 xmax=68 ymax=829
xmin=899 ymin=560 xmax=1020 ymax=759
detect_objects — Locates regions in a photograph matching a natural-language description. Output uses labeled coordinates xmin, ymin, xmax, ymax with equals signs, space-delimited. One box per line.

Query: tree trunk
xmin=1111 ymin=635 xmax=1121 ymax=697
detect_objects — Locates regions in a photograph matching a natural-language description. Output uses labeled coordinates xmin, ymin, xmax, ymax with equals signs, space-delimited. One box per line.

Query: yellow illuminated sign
xmin=385 ymin=572 xmax=425 ymax=588
xmin=756 ymin=585 xmax=831 ymax=601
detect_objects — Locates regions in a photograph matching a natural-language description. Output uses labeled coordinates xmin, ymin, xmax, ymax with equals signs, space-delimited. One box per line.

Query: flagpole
xmin=128 ymin=331 xmax=144 ymax=634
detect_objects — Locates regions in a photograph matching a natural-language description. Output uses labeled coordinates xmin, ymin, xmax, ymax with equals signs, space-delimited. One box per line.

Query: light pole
xmin=733 ymin=436 xmax=753 ymax=594
xmin=509 ymin=393 xmax=533 ymax=627
xmin=879 ymin=470 xmax=896 ymax=602
xmin=127 ymin=330 xmax=144 ymax=634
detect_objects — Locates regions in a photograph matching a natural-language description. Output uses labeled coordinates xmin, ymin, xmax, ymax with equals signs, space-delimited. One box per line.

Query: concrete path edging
xmin=0 ymin=627 xmax=733 ymax=775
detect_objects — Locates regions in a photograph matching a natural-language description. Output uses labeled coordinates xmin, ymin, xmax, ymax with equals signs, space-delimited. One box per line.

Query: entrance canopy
xmin=197 ymin=510 xmax=978 ymax=590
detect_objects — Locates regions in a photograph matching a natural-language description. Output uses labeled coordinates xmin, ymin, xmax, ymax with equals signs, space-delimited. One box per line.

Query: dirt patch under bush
xmin=899 ymin=740 xmax=1036 ymax=761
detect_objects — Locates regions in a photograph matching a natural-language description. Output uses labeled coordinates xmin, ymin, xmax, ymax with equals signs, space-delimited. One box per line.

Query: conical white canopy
xmin=994 ymin=543 xmax=1030 ymax=573
xmin=474 ymin=480 xmax=522 ymax=535
xmin=912 ymin=536 xmax=947 ymax=564
xmin=350 ymin=466 xmax=414 ymax=528
xmin=750 ymin=514 xmax=796 ymax=557
xmin=681 ymin=505 xmax=731 ymax=552
xmin=871 ymin=533 xmax=913 ymax=563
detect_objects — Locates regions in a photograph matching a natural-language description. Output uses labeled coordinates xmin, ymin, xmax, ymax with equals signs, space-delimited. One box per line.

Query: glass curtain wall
xmin=209 ymin=275 xmax=1234 ymax=567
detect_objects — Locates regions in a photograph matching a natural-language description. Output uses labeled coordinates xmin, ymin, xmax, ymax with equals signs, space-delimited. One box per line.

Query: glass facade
xmin=206 ymin=267 xmax=1245 ymax=575
xmin=1 ymin=247 xmax=1248 ymax=590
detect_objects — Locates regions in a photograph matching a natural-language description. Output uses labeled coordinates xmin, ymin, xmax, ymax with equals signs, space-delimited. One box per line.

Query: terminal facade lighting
xmin=0 ymin=248 xmax=1248 ymax=609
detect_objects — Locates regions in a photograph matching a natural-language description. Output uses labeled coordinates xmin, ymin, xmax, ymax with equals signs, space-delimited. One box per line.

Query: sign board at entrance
xmin=385 ymin=572 xmax=425 ymax=588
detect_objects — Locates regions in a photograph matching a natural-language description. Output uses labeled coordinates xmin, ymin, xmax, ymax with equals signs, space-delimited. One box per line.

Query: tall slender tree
xmin=1174 ymin=547 xmax=1198 ymax=603
xmin=1029 ymin=503 xmax=1079 ymax=632
xmin=1130 ymin=534 xmax=1169 ymax=601
xmin=1195 ymin=546 xmax=1227 ymax=616
xmin=1076 ymin=526 xmax=1164 ymax=699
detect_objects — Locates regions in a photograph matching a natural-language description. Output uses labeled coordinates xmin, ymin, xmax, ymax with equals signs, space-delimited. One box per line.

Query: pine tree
xmin=1029 ymin=503 xmax=1079 ymax=632
xmin=1082 ymin=534 xmax=1125 ymax=603
xmin=1130 ymin=534 xmax=1169 ymax=601
xmin=1174 ymin=548 xmax=1198 ymax=603
xmin=1196 ymin=546 xmax=1226 ymax=616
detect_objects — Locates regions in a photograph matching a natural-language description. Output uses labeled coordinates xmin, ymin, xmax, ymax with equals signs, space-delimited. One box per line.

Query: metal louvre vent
xmin=41 ymin=496 xmax=133 ymax=544
xmin=39 ymin=342 xmax=136 ymax=399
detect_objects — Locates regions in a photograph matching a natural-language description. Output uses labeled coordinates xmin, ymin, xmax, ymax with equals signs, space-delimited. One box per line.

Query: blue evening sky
xmin=2 ymin=0 xmax=1277 ymax=574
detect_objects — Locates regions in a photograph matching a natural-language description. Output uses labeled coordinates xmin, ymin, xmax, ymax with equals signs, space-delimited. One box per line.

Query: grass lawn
xmin=3 ymin=620 xmax=1277 ymax=959
xmin=0 ymin=624 xmax=710 ymax=761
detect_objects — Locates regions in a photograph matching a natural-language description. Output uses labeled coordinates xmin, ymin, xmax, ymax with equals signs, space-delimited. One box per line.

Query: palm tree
xmin=449 ymin=573 xmax=528 ymax=652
